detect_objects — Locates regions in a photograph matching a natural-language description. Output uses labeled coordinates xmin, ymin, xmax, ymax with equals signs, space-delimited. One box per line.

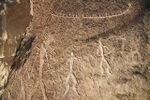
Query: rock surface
xmin=0 ymin=0 xmax=32 ymax=97
xmin=1 ymin=0 xmax=150 ymax=100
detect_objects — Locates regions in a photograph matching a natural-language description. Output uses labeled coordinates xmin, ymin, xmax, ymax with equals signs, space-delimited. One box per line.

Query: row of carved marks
xmin=50 ymin=0 xmax=133 ymax=19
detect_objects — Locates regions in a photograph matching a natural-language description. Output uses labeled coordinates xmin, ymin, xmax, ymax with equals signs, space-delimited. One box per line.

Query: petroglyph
xmin=1 ymin=0 xmax=150 ymax=100
xmin=50 ymin=0 xmax=134 ymax=19
xmin=30 ymin=0 xmax=34 ymax=16
xmin=51 ymin=3 xmax=132 ymax=19
xmin=64 ymin=52 xmax=79 ymax=97
xmin=39 ymin=44 xmax=48 ymax=100
xmin=20 ymin=77 xmax=26 ymax=100
xmin=97 ymin=40 xmax=111 ymax=77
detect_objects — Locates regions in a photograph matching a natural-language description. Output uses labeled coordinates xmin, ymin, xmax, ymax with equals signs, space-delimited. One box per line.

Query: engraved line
xmin=51 ymin=3 xmax=132 ymax=19
xmin=20 ymin=77 xmax=26 ymax=100
xmin=97 ymin=40 xmax=111 ymax=76
xmin=39 ymin=44 xmax=48 ymax=100
xmin=30 ymin=0 xmax=34 ymax=16
xmin=64 ymin=52 xmax=79 ymax=97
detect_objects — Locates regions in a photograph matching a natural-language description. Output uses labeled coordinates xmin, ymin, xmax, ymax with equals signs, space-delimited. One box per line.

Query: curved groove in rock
xmin=51 ymin=3 xmax=134 ymax=19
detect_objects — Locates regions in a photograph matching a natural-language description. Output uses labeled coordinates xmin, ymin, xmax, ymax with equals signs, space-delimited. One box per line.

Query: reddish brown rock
xmin=1 ymin=0 xmax=150 ymax=100
xmin=0 ymin=0 xmax=32 ymax=97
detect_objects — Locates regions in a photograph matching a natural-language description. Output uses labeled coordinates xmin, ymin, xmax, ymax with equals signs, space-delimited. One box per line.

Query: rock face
xmin=1 ymin=0 xmax=150 ymax=100
xmin=0 ymin=0 xmax=32 ymax=97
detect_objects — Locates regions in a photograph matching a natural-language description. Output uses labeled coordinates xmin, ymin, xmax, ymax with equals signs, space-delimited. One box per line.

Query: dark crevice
xmin=11 ymin=35 xmax=35 ymax=70
xmin=145 ymin=0 xmax=150 ymax=9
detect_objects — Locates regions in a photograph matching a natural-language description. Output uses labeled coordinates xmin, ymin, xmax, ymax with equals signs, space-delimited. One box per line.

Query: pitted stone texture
xmin=2 ymin=0 xmax=150 ymax=100
xmin=0 ymin=0 xmax=32 ymax=97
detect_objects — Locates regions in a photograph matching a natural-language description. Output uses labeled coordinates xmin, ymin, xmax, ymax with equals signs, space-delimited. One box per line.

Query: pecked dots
xmin=50 ymin=0 xmax=131 ymax=18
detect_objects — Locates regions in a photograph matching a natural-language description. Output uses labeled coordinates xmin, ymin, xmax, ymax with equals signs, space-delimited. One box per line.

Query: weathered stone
xmin=0 ymin=0 xmax=32 ymax=97
xmin=1 ymin=0 xmax=150 ymax=100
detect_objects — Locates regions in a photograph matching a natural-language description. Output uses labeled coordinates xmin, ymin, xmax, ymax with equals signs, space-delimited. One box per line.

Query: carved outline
xmin=51 ymin=3 xmax=133 ymax=19
xmin=97 ymin=40 xmax=111 ymax=76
